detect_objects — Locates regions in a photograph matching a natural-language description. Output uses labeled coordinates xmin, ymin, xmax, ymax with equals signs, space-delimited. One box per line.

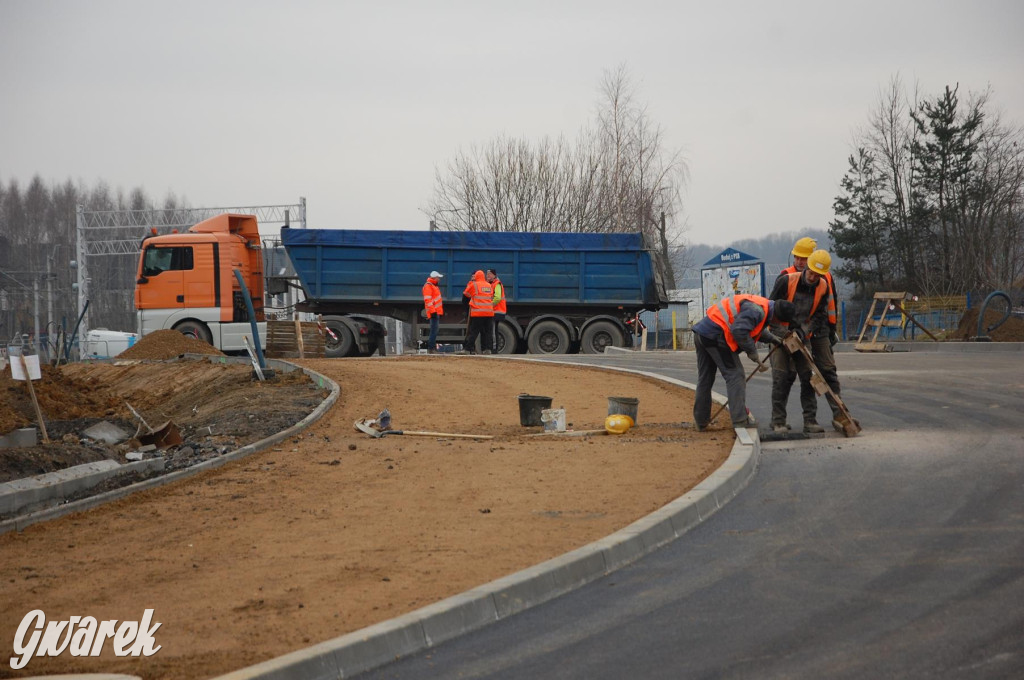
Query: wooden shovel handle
xmin=395 ymin=431 xmax=493 ymax=440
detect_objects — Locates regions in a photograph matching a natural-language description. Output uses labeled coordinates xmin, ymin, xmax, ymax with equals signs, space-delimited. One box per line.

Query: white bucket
xmin=541 ymin=408 xmax=566 ymax=432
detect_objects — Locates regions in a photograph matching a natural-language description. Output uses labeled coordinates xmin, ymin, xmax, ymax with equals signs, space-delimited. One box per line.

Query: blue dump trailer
xmin=280 ymin=228 xmax=668 ymax=357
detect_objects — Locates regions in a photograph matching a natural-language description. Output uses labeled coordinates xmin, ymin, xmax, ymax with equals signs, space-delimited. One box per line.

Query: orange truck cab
xmin=134 ymin=213 xmax=266 ymax=351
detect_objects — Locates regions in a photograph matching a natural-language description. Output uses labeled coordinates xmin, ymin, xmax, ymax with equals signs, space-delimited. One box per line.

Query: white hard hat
xmin=429 ymin=270 xmax=443 ymax=279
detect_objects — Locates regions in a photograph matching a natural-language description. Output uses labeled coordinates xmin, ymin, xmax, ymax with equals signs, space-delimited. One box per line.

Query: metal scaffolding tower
xmin=74 ymin=198 xmax=306 ymax=356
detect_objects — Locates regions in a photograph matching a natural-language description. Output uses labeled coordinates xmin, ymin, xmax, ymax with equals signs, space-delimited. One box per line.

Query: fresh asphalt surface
xmin=360 ymin=345 xmax=1024 ymax=680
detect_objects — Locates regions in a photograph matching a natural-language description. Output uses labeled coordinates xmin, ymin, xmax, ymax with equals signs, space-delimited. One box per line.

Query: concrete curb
xmin=211 ymin=362 xmax=758 ymax=680
xmin=0 ymin=356 xmax=340 ymax=536
xmin=0 ymin=458 xmax=165 ymax=519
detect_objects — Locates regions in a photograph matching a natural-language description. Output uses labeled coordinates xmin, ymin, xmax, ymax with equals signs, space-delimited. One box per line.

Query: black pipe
xmin=64 ymin=299 xmax=89 ymax=363
xmin=232 ymin=269 xmax=267 ymax=369
xmin=975 ymin=290 xmax=1011 ymax=340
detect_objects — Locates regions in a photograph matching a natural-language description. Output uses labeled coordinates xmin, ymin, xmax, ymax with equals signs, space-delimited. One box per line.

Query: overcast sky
xmin=2 ymin=0 xmax=1022 ymax=246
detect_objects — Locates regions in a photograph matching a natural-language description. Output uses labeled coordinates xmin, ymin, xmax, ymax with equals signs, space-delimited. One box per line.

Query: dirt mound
xmin=116 ymin=329 xmax=225 ymax=360
xmin=0 ymin=363 xmax=125 ymax=435
xmin=0 ymin=359 xmax=329 ymax=485
xmin=951 ymin=308 xmax=1024 ymax=341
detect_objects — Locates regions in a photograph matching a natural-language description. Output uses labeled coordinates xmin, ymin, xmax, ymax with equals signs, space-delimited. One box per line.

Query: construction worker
xmin=422 ymin=270 xmax=444 ymax=353
xmin=768 ymin=249 xmax=843 ymax=433
xmin=806 ymin=249 xmax=844 ymax=430
xmin=691 ymin=295 xmax=795 ymax=431
xmin=782 ymin=236 xmax=840 ymax=346
xmin=486 ymin=268 xmax=505 ymax=352
xmin=462 ymin=270 xmax=494 ymax=354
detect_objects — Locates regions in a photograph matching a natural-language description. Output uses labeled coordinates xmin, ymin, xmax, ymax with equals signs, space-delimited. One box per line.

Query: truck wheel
xmin=527 ymin=320 xmax=570 ymax=354
xmin=173 ymin=320 xmax=212 ymax=345
xmin=495 ymin=322 xmax=518 ymax=354
xmin=323 ymin=319 xmax=355 ymax=358
xmin=580 ymin=321 xmax=624 ymax=354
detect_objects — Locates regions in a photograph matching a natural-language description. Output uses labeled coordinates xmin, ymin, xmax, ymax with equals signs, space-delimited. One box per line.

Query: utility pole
xmin=33 ymin=278 xmax=40 ymax=360
xmin=76 ymin=204 xmax=90 ymax=357
xmin=46 ymin=258 xmax=53 ymax=361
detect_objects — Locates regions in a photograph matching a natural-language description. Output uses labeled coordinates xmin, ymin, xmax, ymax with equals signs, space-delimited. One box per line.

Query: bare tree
xmin=598 ymin=69 xmax=687 ymax=287
xmin=426 ymin=65 xmax=688 ymax=287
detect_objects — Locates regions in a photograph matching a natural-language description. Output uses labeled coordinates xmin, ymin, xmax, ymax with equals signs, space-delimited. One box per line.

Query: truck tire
xmin=580 ymin=321 xmax=625 ymax=354
xmin=527 ymin=320 xmax=570 ymax=355
xmin=495 ymin=322 xmax=518 ymax=355
xmin=173 ymin=320 xmax=212 ymax=346
xmin=323 ymin=319 xmax=355 ymax=358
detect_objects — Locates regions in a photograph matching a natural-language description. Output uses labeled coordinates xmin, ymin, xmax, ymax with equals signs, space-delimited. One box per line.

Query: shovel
xmin=353 ymin=418 xmax=493 ymax=440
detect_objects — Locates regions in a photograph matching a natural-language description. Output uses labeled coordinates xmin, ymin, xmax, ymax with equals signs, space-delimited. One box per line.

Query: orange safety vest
xmin=780 ymin=266 xmax=837 ymax=327
xmin=823 ymin=271 xmax=838 ymax=326
xmin=781 ymin=272 xmax=829 ymax=330
xmin=464 ymin=275 xmax=494 ymax=317
xmin=491 ymin=278 xmax=506 ymax=314
xmin=706 ymin=294 xmax=770 ymax=352
xmin=422 ymin=279 xmax=443 ymax=318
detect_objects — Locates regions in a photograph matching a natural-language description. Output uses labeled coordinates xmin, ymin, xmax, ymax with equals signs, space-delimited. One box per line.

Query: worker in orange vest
xmin=422 ymin=270 xmax=444 ymax=353
xmin=486 ymin=268 xmax=506 ymax=353
xmin=462 ymin=270 xmax=494 ymax=355
xmin=691 ymin=295 xmax=795 ymax=430
xmin=769 ymin=249 xmax=844 ymax=433
xmin=781 ymin=236 xmax=840 ymax=345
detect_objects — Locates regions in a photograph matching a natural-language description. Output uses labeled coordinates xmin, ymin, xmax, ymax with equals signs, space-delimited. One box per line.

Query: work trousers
xmin=491 ymin=313 xmax=505 ymax=352
xmin=770 ymin=335 xmax=843 ymax=426
xmin=770 ymin=344 xmax=817 ymax=426
xmin=464 ymin=316 xmax=493 ymax=354
xmin=693 ymin=333 xmax=749 ymax=428
xmin=426 ymin=315 xmax=440 ymax=350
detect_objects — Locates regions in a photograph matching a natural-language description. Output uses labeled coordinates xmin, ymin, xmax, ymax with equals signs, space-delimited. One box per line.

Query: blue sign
xmin=702 ymin=247 xmax=760 ymax=267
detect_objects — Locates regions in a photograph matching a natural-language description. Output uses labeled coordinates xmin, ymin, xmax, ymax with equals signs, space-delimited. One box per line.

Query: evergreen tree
xmin=829 ymin=148 xmax=890 ymax=298
xmin=910 ymin=85 xmax=984 ymax=291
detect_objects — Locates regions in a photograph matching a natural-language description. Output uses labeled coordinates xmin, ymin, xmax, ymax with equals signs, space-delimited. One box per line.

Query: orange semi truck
xmin=136 ymin=213 xmax=667 ymax=357
xmin=134 ymin=213 xmax=266 ymax=351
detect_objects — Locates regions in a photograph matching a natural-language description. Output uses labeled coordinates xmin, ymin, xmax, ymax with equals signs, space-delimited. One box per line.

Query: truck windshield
xmin=142 ymin=246 xmax=194 ymax=276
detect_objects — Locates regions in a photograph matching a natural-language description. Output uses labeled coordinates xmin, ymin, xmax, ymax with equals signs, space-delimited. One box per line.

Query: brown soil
xmin=116 ymin=329 xmax=227 ymax=360
xmin=0 ymin=355 xmax=729 ymax=680
xmin=952 ymin=308 xmax=1024 ymax=341
xmin=1 ymin=329 xmax=227 ymax=438
xmin=0 ymin=361 xmax=327 ymax=486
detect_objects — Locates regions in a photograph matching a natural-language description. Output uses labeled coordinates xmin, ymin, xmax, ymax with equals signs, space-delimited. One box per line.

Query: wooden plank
xmin=854 ymin=342 xmax=893 ymax=352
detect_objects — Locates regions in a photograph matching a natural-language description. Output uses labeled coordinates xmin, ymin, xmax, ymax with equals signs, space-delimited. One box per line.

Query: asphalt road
xmin=360 ymin=345 xmax=1024 ymax=680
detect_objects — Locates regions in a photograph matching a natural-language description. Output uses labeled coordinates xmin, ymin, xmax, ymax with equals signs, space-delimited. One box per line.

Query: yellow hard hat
xmin=792 ymin=237 xmax=817 ymax=258
xmin=604 ymin=414 xmax=634 ymax=434
xmin=807 ymin=249 xmax=832 ymax=274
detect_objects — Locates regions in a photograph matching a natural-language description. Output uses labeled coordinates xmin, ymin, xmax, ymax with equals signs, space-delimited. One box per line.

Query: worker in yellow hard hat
xmin=768 ymin=248 xmax=845 ymax=433
xmin=781 ymin=237 xmax=840 ymax=344
xmin=805 ymin=250 xmax=845 ymax=431
xmin=781 ymin=236 xmax=817 ymax=276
